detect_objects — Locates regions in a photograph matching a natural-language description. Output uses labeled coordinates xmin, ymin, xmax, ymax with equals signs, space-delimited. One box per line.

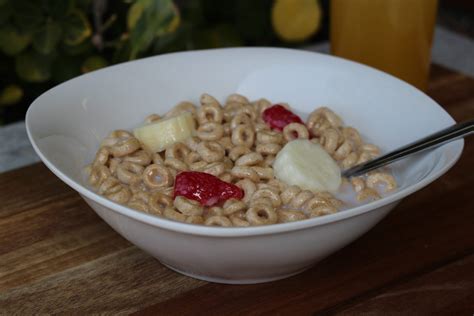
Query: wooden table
xmin=1 ymin=65 xmax=473 ymax=315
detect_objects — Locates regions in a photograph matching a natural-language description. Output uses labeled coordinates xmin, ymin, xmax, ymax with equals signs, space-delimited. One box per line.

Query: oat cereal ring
xmin=283 ymin=123 xmax=309 ymax=142
xmin=133 ymin=191 xmax=150 ymax=203
xmin=197 ymin=104 xmax=224 ymax=124
xmin=206 ymin=206 xmax=224 ymax=217
xmin=101 ymin=130 xmax=133 ymax=147
xmin=205 ymin=216 xmax=232 ymax=227
xmin=108 ymin=158 xmax=122 ymax=175
xmin=280 ymin=185 xmax=302 ymax=205
xmin=357 ymin=151 xmax=372 ymax=164
xmin=230 ymin=214 xmax=250 ymax=227
xmin=303 ymin=196 xmax=334 ymax=212
xmin=93 ymin=146 xmax=110 ymax=166
xmin=148 ymin=192 xmax=172 ymax=215
xmin=319 ymin=128 xmax=341 ymax=154
xmin=129 ymin=181 xmax=148 ymax=194
xmin=186 ymin=216 xmax=205 ymax=224
xmin=230 ymin=112 xmax=253 ymax=129
xmin=308 ymin=204 xmax=337 ymax=217
xmin=251 ymin=187 xmax=281 ymax=207
xmin=256 ymin=130 xmax=283 ymax=144
xmin=253 ymin=98 xmax=271 ymax=115
xmin=263 ymin=155 xmax=276 ymax=166
xmin=145 ymin=114 xmax=161 ymax=123
xmin=278 ymin=210 xmax=307 ymax=223
xmin=128 ymin=199 xmax=150 ymax=213
xmin=174 ymin=196 xmax=204 ymax=216
xmin=143 ymin=164 xmax=173 ymax=189
xmin=236 ymin=105 xmax=258 ymax=121
xmin=222 ymin=123 xmax=232 ymax=136
xmin=231 ymin=125 xmax=255 ymax=147
xmin=202 ymin=162 xmax=225 ymax=177
xmin=229 ymin=146 xmax=252 ymax=161
xmin=357 ymin=188 xmax=381 ymax=202
xmin=267 ymin=179 xmax=286 ymax=191
xmin=98 ymin=177 xmax=131 ymax=204
xmin=197 ymin=141 xmax=225 ymax=163
xmin=254 ymin=122 xmax=270 ymax=132
xmin=231 ymin=166 xmax=259 ymax=182
xmin=366 ymin=172 xmax=397 ymax=192
xmin=165 ymin=101 xmax=197 ymax=118
xmin=236 ymin=179 xmax=257 ymax=203
xmin=223 ymin=157 xmax=233 ymax=170
xmin=361 ymin=144 xmax=381 ymax=157
xmin=116 ymin=161 xmax=144 ymax=185
xmin=219 ymin=173 xmax=234 ymax=183
xmin=226 ymin=93 xmax=249 ymax=105
xmin=185 ymin=136 xmax=201 ymax=152
xmin=200 ymin=93 xmax=221 ymax=107
xmin=164 ymin=157 xmax=188 ymax=171
xmin=249 ymin=197 xmax=273 ymax=207
xmin=351 ymin=177 xmax=365 ymax=192
xmin=185 ymin=151 xmax=201 ymax=165
xmin=123 ymin=149 xmax=152 ymax=166
xmin=341 ymin=152 xmax=359 ymax=169
xmin=333 ymin=140 xmax=353 ymax=161
xmin=165 ymin=143 xmax=191 ymax=161
xmin=251 ymin=166 xmax=273 ymax=180
xmin=223 ymin=101 xmax=243 ymax=122
xmin=163 ymin=207 xmax=186 ymax=222
xmin=197 ymin=122 xmax=224 ymax=141
xmin=88 ymin=164 xmax=111 ymax=187
xmin=159 ymin=187 xmax=175 ymax=197
xmin=235 ymin=152 xmax=263 ymax=166
xmin=310 ymin=107 xmax=343 ymax=128
xmin=217 ymin=136 xmax=233 ymax=152
xmin=189 ymin=160 xmax=208 ymax=171
xmin=223 ymin=199 xmax=247 ymax=215
xmin=246 ymin=204 xmax=278 ymax=225
xmin=152 ymin=153 xmax=164 ymax=165
xmin=342 ymin=127 xmax=363 ymax=146
xmin=109 ymin=137 xmax=141 ymax=157
xmin=289 ymin=190 xmax=314 ymax=209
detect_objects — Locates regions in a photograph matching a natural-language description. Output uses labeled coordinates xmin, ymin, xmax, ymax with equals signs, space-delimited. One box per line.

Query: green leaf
xmin=15 ymin=51 xmax=52 ymax=82
xmin=61 ymin=39 xmax=93 ymax=56
xmin=48 ymin=0 xmax=74 ymax=19
xmin=63 ymin=9 xmax=92 ymax=45
xmin=0 ymin=84 xmax=23 ymax=106
xmin=81 ymin=55 xmax=108 ymax=73
xmin=33 ymin=20 xmax=62 ymax=54
xmin=12 ymin=1 xmax=45 ymax=33
xmin=52 ymin=55 xmax=81 ymax=82
xmin=0 ymin=25 xmax=31 ymax=56
xmin=128 ymin=0 xmax=178 ymax=59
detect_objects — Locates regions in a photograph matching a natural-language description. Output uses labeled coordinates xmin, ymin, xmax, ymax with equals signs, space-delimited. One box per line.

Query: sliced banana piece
xmin=133 ymin=112 xmax=195 ymax=152
xmin=273 ymin=139 xmax=341 ymax=192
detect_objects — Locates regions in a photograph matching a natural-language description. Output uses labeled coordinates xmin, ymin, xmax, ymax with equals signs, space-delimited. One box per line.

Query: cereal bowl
xmin=26 ymin=48 xmax=463 ymax=284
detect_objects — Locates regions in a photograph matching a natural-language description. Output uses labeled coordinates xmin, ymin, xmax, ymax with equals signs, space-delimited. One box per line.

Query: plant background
xmin=0 ymin=0 xmax=330 ymax=125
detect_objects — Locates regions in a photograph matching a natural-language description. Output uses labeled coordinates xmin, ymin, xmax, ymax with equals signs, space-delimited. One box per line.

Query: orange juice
xmin=330 ymin=0 xmax=438 ymax=90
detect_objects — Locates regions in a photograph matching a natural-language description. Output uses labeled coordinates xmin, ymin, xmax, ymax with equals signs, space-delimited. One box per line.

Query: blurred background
xmin=0 ymin=0 xmax=473 ymax=126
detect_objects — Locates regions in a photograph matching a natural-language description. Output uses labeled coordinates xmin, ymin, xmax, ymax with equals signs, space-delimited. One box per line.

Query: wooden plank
xmin=0 ymin=65 xmax=472 ymax=315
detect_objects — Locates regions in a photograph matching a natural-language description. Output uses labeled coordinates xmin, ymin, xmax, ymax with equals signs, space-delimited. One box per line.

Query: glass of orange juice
xmin=330 ymin=0 xmax=438 ymax=91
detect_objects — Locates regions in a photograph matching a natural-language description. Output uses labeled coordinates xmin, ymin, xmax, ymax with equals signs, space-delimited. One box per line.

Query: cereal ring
xmin=109 ymin=136 xmax=141 ymax=157
xmin=257 ymin=130 xmax=282 ymax=144
xmin=129 ymin=181 xmax=148 ymax=194
xmin=205 ymin=216 xmax=232 ymax=227
xmin=357 ymin=151 xmax=372 ymax=164
xmin=235 ymin=152 xmax=263 ymax=166
xmin=223 ymin=157 xmax=233 ymax=170
xmin=283 ymin=123 xmax=309 ymax=141
xmin=197 ymin=122 xmax=224 ymax=141
xmin=219 ymin=173 xmax=233 ymax=183
xmin=116 ymin=161 xmax=144 ymax=185
xmin=263 ymin=155 xmax=276 ymax=166
xmin=280 ymin=185 xmax=301 ymax=205
xmin=152 ymin=153 xmax=164 ymax=165
xmin=217 ymin=136 xmax=233 ymax=152
xmin=246 ymin=204 xmax=277 ymax=225
xmin=143 ymin=164 xmax=173 ymax=189
xmin=222 ymin=123 xmax=232 ymax=136
xmin=342 ymin=127 xmax=362 ymax=147
xmin=100 ymin=130 xmax=133 ymax=147
xmin=351 ymin=177 xmax=365 ymax=192
xmin=231 ymin=125 xmax=255 ymax=147
xmin=308 ymin=205 xmax=337 ymax=217
xmin=229 ymin=146 xmax=252 ymax=161
xmin=251 ymin=187 xmax=281 ymax=207
xmin=237 ymin=105 xmax=258 ymax=121
xmin=185 ymin=137 xmax=201 ymax=152
xmin=226 ymin=93 xmax=249 ymax=104
xmin=148 ymin=192 xmax=173 ymax=215
xmin=123 ymin=149 xmax=152 ymax=166
xmin=165 ymin=101 xmax=197 ymax=118
xmin=230 ymin=112 xmax=252 ymax=129
xmin=366 ymin=172 xmax=397 ymax=192
xmin=186 ymin=216 xmax=205 ymax=224
xmin=174 ymin=196 xmax=204 ymax=216
xmin=230 ymin=214 xmax=250 ymax=227
xmin=341 ymin=152 xmax=359 ymax=169
xmin=252 ymin=98 xmax=271 ymax=116
xmin=249 ymin=197 xmax=273 ymax=207
xmin=190 ymin=161 xmax=208 ymax=171
xmin=202 ymin=162 xmax=225 ymax=177
xmin=251 ymin=166 xmax=273 ymax=180
xmin=128 ymin=199 xmax=150 ymax=212
xmin=319 ymin=128 xmax=341 ymax=154
xmin=197 ymin=104 xmax=223 ymax=124
xmin=98 ymin=177 xmax=131 ymax=204
xmin=357 ymin=188 xmax=381 ymax=202
xmin=303 ymin=196 xmax=334 ymax=212
xmin=88 ymin=164 xmax=111 ymax=187
xmin=223 ymin=101 xmax=243 ymax=122
xmin=254 ymin=122 xmax=270 ymax=132
xmin=231 ymin=166 xmax=259 ymax=182
xmin=185 ymin=151 xmax=201 ymax=165
xmin=200 ymin=93 xmax=221 ymax=107
xmin=93 ymin=147 xmax=110 ymax=166
xmin=163 ymin=207 xmax=186 ymax=222
xmin=333 ymin=140 xmax=353 ymax=161
xmin=197 ymin=141 xmax=225 ymax=163
xmin=206 ymin=206 xmax=224 ymax=217
xmin=145 ymin=114 xmax=161 ymax=123
xmin=278 ymin=209 xmax=307 ymax=223
xmin=223 ymin=199 xmax=246 ymax=215
xmin=164 ymin=157 xmax=188 ymax=171
xmin=236 ymin=179 xmax=257 ymax=203
xmin=289 ymin=190 xmax=314 ymax=209
xmin=165 ymin=143 xmax=191 ymax=161
xmin=361 ymin=144 xmax=381 ymax=157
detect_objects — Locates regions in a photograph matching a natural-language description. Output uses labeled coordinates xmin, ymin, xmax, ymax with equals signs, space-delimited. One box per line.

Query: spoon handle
xmin=342 ymin=119 xmax=474 ymax=178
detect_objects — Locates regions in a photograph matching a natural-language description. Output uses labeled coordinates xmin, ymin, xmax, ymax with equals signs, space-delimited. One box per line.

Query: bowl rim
xmin=25 ymin=47 xmax=465 ymax=237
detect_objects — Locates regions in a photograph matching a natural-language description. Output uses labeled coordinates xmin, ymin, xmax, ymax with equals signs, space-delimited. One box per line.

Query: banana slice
xmin=273 ymin=139 xmax=341 ymax=192
xmin=133 ymin=112 xmax=195 ymax=152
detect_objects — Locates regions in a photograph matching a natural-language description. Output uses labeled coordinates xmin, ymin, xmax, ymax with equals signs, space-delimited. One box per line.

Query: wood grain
xmin=0 ymin=65 xmax=473 ymax=315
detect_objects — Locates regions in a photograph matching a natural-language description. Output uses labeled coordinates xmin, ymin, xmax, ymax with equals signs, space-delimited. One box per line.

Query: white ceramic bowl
xmin=26 ymin=48 xmax=463 ymax=284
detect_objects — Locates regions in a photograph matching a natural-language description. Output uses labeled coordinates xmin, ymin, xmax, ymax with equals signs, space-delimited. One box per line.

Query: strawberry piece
xmin=174 ymin=171 xmax=244 ymax=206
xmin=262 ymin=104 xmax=304 ymax=131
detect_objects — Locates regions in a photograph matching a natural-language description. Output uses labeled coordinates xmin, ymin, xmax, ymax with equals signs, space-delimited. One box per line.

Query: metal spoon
xmin=341 ymin=119 xmax=474 ymax=178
